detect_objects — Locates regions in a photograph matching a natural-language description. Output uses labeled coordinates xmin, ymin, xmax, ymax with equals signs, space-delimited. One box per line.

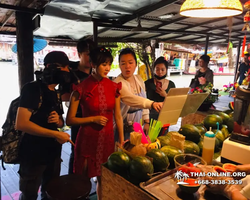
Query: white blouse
xmin=114 ymin=74 xmax=152 ymax=121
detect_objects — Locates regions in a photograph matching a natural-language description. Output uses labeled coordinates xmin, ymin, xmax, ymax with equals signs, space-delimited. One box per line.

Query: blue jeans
xmin=18 ymin=157 xmax=61 ymax=200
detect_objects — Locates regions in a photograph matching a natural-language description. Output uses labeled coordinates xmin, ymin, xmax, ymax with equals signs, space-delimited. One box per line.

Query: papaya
xmin=213 ymin=166 xmax=227 ymax=173
xmin=203 ymin=114 xmax=223 ymax=130
xmin=223 ymin=163 xmax=236 ymax=172
xmin=179 ymin=124 xmax=201 ymax=143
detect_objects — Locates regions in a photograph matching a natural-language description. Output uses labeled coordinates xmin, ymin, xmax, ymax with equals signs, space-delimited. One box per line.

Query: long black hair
xmin=89 ymin=47 xmax=113 ymax=67
xmin=118 ymin=48 xmax=137 ymax=64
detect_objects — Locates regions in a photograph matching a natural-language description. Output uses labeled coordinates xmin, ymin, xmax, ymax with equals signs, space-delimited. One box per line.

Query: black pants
xmin=68 ymin=125 xmax=80 ymax=174
xmin=18 ymin=157 xmax=61 ymax=200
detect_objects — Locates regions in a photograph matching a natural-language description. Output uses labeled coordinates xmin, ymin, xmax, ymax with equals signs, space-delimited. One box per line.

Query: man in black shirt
xmin=60 ymin=39 xmax=96 ymax=174
xmin=16 ymin=51 xmax=72 ymax=200
xmin=236 ymin=53 xmax=250 ymax=85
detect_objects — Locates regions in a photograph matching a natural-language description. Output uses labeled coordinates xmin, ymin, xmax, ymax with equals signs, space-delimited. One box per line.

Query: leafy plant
xmin=190 ymin=82 xmax=217 ymax=103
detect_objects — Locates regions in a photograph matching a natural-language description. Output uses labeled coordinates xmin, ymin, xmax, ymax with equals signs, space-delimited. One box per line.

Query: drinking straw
xmin=148 ymin=120 xmax=163 ymax=142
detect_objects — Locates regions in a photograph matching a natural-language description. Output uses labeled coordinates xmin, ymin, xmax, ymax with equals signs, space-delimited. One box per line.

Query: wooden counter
xmin=101 ymin=165 xmax=155 ymax=200
xmin=101 ymin=165 xmax=228 ymax=200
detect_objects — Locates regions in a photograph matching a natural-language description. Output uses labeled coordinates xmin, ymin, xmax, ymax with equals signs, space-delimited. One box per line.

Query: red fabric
xmin=242 ymin=35 xmax=247 ymax=57
xmin=72 ymin=75 xmax=121 ymax=178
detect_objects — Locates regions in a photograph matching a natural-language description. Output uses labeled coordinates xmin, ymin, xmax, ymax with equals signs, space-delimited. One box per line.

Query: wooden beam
xmin=0 ymin=3 xmax=44 ymax=14
xmin=99 ymin=24 xmax=240 ymax=40
xmin=16 ymin=11 xmax=34 ymax=91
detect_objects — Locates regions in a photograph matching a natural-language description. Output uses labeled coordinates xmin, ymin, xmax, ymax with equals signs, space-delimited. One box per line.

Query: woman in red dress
xmin=66 ymin=47 xmax=124 ymax=199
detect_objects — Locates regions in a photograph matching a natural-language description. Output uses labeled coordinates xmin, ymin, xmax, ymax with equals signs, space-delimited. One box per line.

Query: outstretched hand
xmin=152 ymin=102 xmax=163 ymax=112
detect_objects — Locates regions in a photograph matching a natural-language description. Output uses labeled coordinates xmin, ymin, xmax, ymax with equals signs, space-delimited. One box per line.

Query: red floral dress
xmin=73 ymin=75 xmax=121 ymax=178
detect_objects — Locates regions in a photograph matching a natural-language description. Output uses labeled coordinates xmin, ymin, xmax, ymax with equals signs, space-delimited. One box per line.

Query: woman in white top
xmin=114 ymin=48 xmax=162 ymax=140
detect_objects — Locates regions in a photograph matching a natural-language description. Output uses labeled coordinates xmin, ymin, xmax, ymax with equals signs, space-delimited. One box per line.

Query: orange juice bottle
xmin=202 ymin=127 xmax=215 ymax=165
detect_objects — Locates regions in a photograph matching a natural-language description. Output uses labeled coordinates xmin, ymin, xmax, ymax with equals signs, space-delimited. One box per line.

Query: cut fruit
xmin=213 ymin=166 xmax=227 ymax=173
xmin=178 ymin=178 xmax=201 ymax=193
xmin=223 ymin=163 xmax=236 ymax=172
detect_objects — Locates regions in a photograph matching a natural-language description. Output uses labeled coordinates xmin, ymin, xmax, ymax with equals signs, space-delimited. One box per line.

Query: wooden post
xmin=234 ymin=39 xmax=242 ymax=83
xmin=93 ymin=20 xmax=98 ymax=46
xmin=204 ymin=34 xmax=209 ymax=55
xmin=16 ymin=11 xmax=34 ymax=92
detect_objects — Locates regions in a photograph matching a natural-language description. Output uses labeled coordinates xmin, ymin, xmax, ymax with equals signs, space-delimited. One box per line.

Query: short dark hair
xmin=118 ymin=48 xmax=137 ymax=64
xmin=200 ymin=54 xmax=210 ymax=64
xmin=89 ymin=47 xmax=113 ymax=67
xmin=77 ymin=39 xmax=96 ymax=53
xmin=153 ymin=56 xmax=168 ymax=70
xmin=244 ymin=53 xmax=249 ymax=57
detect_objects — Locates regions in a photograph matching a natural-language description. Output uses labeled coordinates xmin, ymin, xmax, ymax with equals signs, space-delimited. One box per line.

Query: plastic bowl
xmin=174 ymin=154 xmax=207 ymax=168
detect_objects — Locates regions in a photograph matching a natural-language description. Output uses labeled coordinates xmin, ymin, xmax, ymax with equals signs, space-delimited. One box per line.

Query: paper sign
xmin=158 ymin=88 xmax=189 ymax=125
xmin=180 ymin=93 xmax=210 ymax=117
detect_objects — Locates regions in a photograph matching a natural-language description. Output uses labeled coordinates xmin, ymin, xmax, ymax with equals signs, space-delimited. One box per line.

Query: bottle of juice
xmin=202 ymin=127 xmax=215 ymax=165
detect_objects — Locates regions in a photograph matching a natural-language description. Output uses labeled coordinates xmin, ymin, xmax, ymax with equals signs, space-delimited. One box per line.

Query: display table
xmin=101 ymin=165 xmax=228 ymax=200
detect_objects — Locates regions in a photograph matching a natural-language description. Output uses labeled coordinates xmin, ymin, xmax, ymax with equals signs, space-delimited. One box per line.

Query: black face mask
xmin=154 ymin=74 xmax=167 ymax=80
xmin=42 ymin=66 xmax=71 ymax=85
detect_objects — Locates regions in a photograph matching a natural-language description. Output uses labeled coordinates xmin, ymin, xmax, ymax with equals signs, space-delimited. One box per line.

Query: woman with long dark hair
xmin=145 ymin=56 xmax=175 ymax=120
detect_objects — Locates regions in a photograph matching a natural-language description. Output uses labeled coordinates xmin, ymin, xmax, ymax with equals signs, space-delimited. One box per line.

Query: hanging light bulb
xmin=180 ymin=0 xmax=243 ymax=18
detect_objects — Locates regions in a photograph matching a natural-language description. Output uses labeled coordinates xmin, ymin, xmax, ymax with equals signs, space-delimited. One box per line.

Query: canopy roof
xmin=0 ymin=0 xmax=249 ymax=46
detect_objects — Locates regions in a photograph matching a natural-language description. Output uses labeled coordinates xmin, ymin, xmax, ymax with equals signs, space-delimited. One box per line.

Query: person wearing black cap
xmin=190 ymin=54 xmax=214 ymax=89
xmin=16 ymin=51 xmax=73 ymax=200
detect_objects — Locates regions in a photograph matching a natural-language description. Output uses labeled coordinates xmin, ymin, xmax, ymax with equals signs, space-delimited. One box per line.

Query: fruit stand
xmin=101 ymin=110 xmax=234 ymax=199
xmin=101 ymin=87 xmax=235 ymax=200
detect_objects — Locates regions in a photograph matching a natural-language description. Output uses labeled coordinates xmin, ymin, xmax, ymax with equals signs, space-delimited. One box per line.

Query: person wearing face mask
xmin=66 ymin=47 xmax=123 ymax=200
xmin=114 ymin=48 xmax=163 ymax=141
xmin=145 ymin=56 xmax=176 ymax=121
xmin=16 ymin=51 xmax=72 ymax=200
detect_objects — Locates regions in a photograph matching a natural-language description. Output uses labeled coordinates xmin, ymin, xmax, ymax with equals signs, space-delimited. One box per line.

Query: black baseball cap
xmin=44 ymin=51 xmax=69 ymax=67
